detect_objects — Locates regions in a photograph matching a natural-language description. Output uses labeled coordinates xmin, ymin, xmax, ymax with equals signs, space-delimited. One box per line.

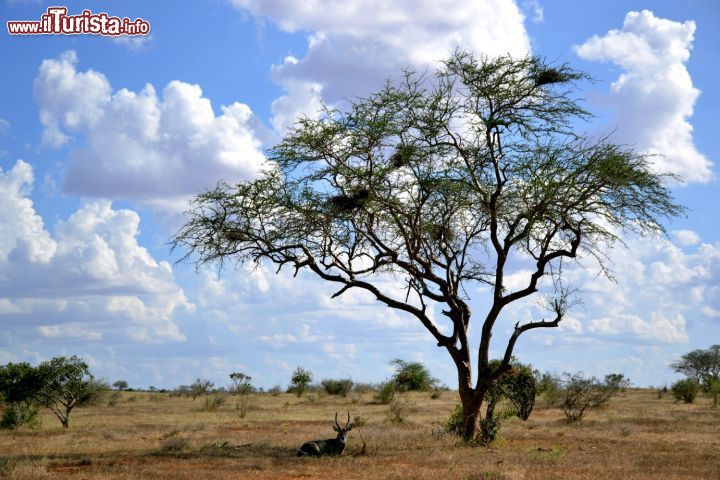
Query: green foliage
xmin=590 ymin=373 xmax=630 ymax=408
xmin=561 ymin=374 xmax=596 ymax=421
xmin=0 ymin=362 xmax=42 ymax=404
xmin=671 ymin=345 xmax=720 ymax=389
xmin=707 ymin=377 xmax=720 ymax=408
xmin=498 ymin=363 xmax=537 ymax=420
xmin=0 ymin=401 xmax=40 ymax=430
xmin=478 ymin=415 xmax=501 ymax=446
xmin=0 ymin=356 xmax=96 ymax=428
xmin=671 ymin=378 xmax=700 ymax=403
xmin=321 ymin=378 xmax=354 ymax=397
xmin=374 ymin=380 xmax=397 ymax=404
xmin=390 ymin=359 xmax=438 ymax=392
xmin=559 ymin=372 xmax=628 ymax=421
xmin=290 ymin=367 xmax=313 ymax=398
xmin=174 ymin=51 xmax=684 ymax=443
xmin=444 ymin=403 xmax=465 ymax=435
xmin=229 ymin=372 xmax=253 ymax=395
xmin=81 ymin=378 xmax=110 ymax=406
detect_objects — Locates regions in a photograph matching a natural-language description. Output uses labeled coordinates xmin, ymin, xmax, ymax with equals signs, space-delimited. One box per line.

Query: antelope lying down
xmin=297 ymin=412 xmax=353 ymax=457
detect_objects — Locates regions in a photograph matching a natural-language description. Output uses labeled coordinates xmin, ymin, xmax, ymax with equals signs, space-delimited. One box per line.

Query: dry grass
xmin=0 ymin=389 xmax=718 ymax=479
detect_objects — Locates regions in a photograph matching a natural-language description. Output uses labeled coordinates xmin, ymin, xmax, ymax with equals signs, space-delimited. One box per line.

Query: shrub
xmin=385 ymin=397 xmax=413 ymax=423
xmin=590 ymin=373 xmax=630 ymax=408
xmin=268 ymin=385 xmax=282 ymax=396
xmin=81 ymin=378 xmax=111 ymax=406
xmin=537 ymin=372 xmax=563 ymax=407
xmin=229 ymin=372 xmax=253 ymax=395
xmin=671 ymin=378 xmax=700 ymax=403
xmin=561 ymin=374 xmax=597 ymax=421
xmin=235 ymin=397 xmax=255 ymax=418
xmin=190 ymin=379 xmax=214 ymax=400
xmin=390 ymin=359 xmax=437 ymax=391
xmin=555 ymin=372 xmax=629 ymax=422
xmin=499 ymin=364 xmax=537 ymax=420
xmin=0 ymin=401 xmax=40 ymax=429
xmin=707 ymin=378 xmax=720 ymax=408
xmin=321 ymin=378 xmax=354 ymax=397
xmin=374 ymin=380 xmax=396 ymax=404
xmin=444 ymin=403 xmax=464 ymax=435
xmin=201 ymin=395 xmax=225 ymax=412
xmin=290 ymin=367 xmax=313 ymax=398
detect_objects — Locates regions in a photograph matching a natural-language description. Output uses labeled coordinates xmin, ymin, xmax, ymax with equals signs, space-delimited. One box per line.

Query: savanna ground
xmin=1 ymin=388 xmax=718 ymax=480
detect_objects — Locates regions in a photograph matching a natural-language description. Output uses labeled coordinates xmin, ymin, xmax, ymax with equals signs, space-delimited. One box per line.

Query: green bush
xmin=390 ymin=359 xmax=437 ymax=392
xmin=0 ymin=401 xmax=40 ymax=430
xmin=321 ymin=378 xmax=354 ymax=397
xmin=671 ymin=378 xmax=700 ymax=403
xmin=500 ymin=364 xmax=537 ymax=420
xmin=374 ymin=380 xmax=396 ymax=404
xmin=707 ymin=377 xmax=720 ymax=407
xmin=444 ymin=403 xmax=464 ymax=435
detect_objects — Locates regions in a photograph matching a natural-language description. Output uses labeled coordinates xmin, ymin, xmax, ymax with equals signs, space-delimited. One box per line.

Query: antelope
xmin=297 ymin=412 xmax=353 ymax=457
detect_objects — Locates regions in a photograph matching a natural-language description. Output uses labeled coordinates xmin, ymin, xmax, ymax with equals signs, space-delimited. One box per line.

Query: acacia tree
xmin=671 ymin=345 xmax=720 ymax=388
xmin=173 ymin=52 xmax=682 ymax=442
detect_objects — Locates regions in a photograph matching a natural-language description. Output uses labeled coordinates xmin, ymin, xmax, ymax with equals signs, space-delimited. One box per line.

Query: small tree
xmin=560 ymin=373 xmax=597 ymax=422
xmin=190 ymin=378 xmax=214 ymax=400
xmin=229 ymin=372 xmax=253 ymax=395
xmin=112 ymin=380 xmax=129 ymax=391
xmin=290 ymin=367 xmax=313 ymax=398
xmin=390 ymin=359 xmax=438 ymax=392
xmin=672 ymin=345 xmax=720 ymax=390
xmin=32 ymin=356 xmax=96 ymax=428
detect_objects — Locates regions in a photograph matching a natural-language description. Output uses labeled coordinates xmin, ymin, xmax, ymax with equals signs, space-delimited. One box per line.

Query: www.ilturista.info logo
xmin=7 ymin=6 xmax=150 ymax=36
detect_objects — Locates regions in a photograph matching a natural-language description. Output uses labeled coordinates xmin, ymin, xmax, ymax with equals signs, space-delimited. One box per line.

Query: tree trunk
xmin=459 ymin=386 xmax=482 ymax=441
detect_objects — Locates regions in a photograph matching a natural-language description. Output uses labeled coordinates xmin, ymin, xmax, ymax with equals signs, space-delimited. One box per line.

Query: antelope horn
xmin=345 ymin=411 xmax=351 ymax=429
xmin=334 ymin=412 xmax=340 ymax=429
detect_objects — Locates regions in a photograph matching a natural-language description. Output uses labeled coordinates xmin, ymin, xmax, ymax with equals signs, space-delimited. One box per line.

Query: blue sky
xmin=0 ymin=0 xmax=718 ymax=390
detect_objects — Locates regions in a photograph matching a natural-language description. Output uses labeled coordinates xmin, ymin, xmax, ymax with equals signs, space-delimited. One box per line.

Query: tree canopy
xmin=672 ymin=345 xmax=720 ymax=388
xmin=0 ymin=356 xmax=97 ymax=428
xmin=173 ymin=51 xmax=683 ymax=441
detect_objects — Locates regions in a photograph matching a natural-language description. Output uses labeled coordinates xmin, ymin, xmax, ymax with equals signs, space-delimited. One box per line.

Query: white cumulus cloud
xmin=0 ymin=160 xmax=192 ymax=343
xmin=574 ymin=10 xmax=713 ymax=183
xmin=33 ymin=51 xmax=268 ymax=208
xmin=232 ymin=0 xmax=531 ymax=131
